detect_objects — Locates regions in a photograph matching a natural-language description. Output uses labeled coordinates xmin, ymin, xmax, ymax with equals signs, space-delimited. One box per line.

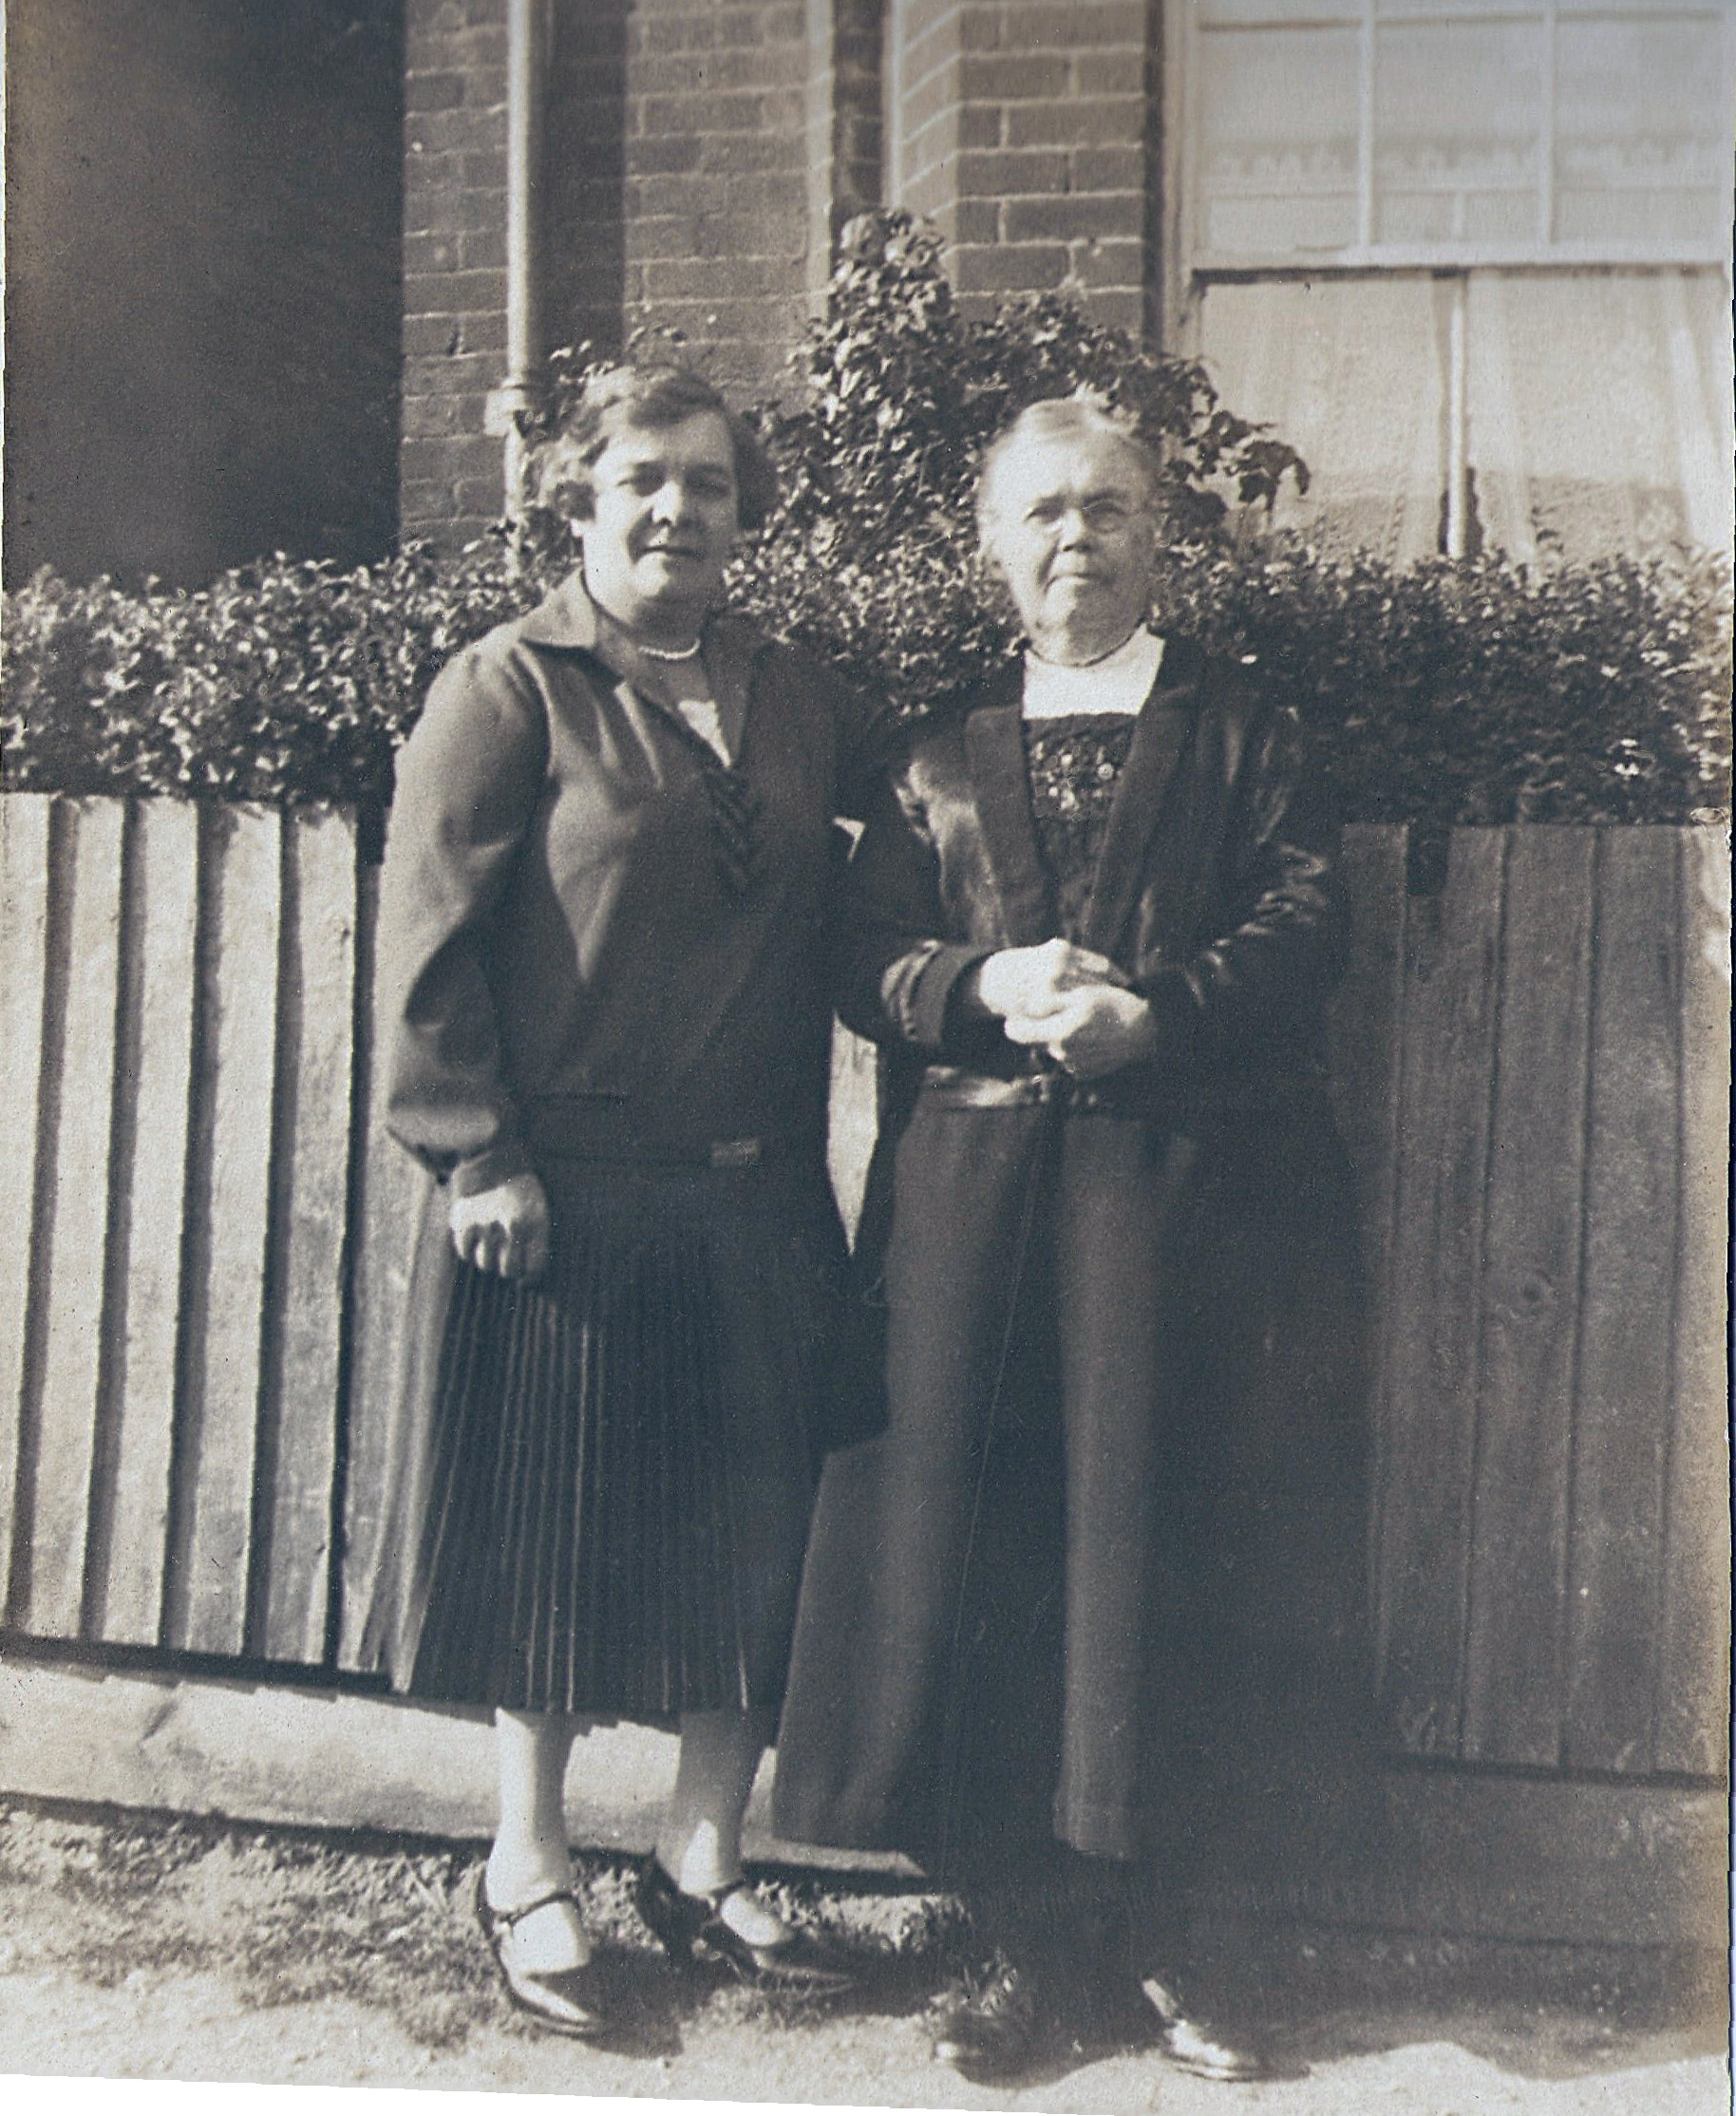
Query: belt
xmin=523 ymin=1095 xmax=788 ymax=1168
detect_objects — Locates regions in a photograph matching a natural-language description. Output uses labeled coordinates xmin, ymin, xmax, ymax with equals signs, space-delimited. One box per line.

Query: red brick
xmin=638 ymin=87 xmax=806 ymax=133
xmin=958 ymin=6 xmax=1006 ymax=53
xmin=627 ymin=171 xmax=801 ymax=219
xmin=1065 ymin=238 xmax=1148 ymax=288
xmin=405 ymin=269 xmax=503 ymax=313
xmin=1072 ymin=144 xmax=1147 ymax=192
xmin=1005 ymin=98 xmax=1145 ymax=149
xmin=957 ymin=99 xmax=1003 ymax=147
xmin=1075 ymin=50 xmax=1148 ymax=96
xmin=958 ymin=53 xmax=1070 ymax=100
xmin=404 ymin=351 xmax=499 ymax=396
xmin=401 ymin=432 xmax=499 ymax=480
xmin=403 ymin=314 xmax=464 ymax=358
xmin=406 ymin=108 xmax=502 ymax=157
xmin=452 ymin=310 xmax=508 ymax=352
xmin=403 ymin=390 xmax=494 ymax=438
xmin=627 ymin=133 xmax=705 ymax=177
xmin=636 ymin=207 xmax=802 ymax=257
xmin=1003 ymin=192 xmax=1143 ymax=242
xmin=954 ymin=147 xmax=1070 ymax=197
xmin=627 ymin=293 xmax=804 ymax=341
xmin=405 ymin=70 xmax=467 ymax=112
xmin=705 ymin=101 xmax=811 ymax=149
xmin=462 ymin=150 xmax=509 ymax=189
xmin=458 ymin=228 xmax=507 ymax=271
xmin=1001 ymin=1 xmax=1145 ymax=48
xmin=627 ymin=215 xmax=704 ymax=261
xmin=1076 ymin=288 xmax=1144 ymax=334
xmin=630 ymin=47 xmax=805 ymax=93
xmin=440 ymin=23 xmax=508 ymax=69
xmin=452 ymin=475 xmax=509 ymax=516
xmin=642 ymin=255 xmax=802 ymax=299
xmin=952 ymin=241 xmax=1069 ymax=293
xmin=448 ymin=187 xmax=509 ymax=234
xmin=954 ymin=198 xmax=1001 ymax=243
xmin=404 ymin=232 xmax=459 ymax=275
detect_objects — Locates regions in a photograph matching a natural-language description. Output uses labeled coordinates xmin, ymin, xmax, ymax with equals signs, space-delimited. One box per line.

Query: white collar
xmin=1021 ymin=629 xmax=1164 ymax=718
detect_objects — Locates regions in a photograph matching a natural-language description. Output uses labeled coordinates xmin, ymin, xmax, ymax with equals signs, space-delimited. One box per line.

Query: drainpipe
xmin=483 ymin=0 xmax=547 ymax=518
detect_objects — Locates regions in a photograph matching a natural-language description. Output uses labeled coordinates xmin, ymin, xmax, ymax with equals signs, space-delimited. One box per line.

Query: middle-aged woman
xmin=361 ymin=363 xmax=879 ymax=2037
xmin=774 ymin=398 xmax=1358 ymax=2082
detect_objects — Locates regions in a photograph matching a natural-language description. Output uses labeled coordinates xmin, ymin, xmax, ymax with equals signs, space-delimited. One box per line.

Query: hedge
xmin=3 ymin=213 xmax=1728 ymax=828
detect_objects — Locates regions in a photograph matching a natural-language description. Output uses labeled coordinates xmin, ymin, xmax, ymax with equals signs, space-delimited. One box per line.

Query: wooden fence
xmin=0 ymin=794 xmax=1727 ymax=1780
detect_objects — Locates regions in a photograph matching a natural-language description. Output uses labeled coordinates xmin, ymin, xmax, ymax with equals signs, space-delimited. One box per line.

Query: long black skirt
xmin=357 ymin=1148 xmax=847 ymax=1720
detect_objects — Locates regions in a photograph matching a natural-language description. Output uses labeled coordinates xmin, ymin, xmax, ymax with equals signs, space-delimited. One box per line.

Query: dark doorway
xmin=5 ymin=0 xmax=404 ymax=588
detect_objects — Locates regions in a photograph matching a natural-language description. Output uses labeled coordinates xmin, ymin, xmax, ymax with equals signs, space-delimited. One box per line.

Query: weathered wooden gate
xmin=0 ymin=795 xmax=1727 ymax=1783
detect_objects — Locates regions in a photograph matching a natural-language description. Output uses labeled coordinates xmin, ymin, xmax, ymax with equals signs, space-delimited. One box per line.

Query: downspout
xmin=484 ymin=0 xmax=547 ymax=518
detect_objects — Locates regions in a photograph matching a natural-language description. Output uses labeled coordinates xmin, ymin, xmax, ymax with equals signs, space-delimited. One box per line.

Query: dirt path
xmin=0 ymin=1802 xmax=1725 ymax=2113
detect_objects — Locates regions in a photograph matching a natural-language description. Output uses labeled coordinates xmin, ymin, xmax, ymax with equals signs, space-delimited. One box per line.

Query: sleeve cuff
xmin=908 ymin=943 xmax=996 ymax=1050
xmin=448 ymin=1136 xmax=535 ymax=1198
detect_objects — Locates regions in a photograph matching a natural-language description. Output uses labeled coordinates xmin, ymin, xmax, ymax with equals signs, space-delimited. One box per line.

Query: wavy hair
xmin=532 ymin=364 xmax=779 ymax=531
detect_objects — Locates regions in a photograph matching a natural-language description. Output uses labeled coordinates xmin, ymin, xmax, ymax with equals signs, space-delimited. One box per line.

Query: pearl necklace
xmin=632 ymin=636 xmax=703 ymax=662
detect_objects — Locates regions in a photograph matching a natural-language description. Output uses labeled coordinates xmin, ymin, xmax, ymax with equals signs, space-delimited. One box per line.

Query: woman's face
xmin=577 ymin=407 xmax=741 ymax=634
xmin=979 ymin=428 xmax=1157 ymax=665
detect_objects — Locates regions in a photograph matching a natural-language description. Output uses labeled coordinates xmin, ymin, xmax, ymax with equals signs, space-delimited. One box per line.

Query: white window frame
xmin=1170 ymin=0 xmax=1736 ymax=278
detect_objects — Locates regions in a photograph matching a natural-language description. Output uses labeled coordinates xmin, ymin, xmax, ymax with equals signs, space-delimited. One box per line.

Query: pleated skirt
xmin=360 ymin=1149 xmax=842 ymax=1720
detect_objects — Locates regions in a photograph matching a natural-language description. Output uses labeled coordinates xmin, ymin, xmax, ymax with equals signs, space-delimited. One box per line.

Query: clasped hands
xmin=972 ymin=937 xmax=1158 ymax=1080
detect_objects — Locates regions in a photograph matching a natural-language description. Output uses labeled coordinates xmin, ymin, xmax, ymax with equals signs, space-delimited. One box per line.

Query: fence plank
xmin=0 ymin=798 xmax=56 ymax=1608
xmin=0 ymin=797 xmax=55 ymax=1616
xmin=1562 ymin=831 xmax=1682 ymax=1771
xmin=169 ymin=807 xmax=282 ymax=1657
xmin=1462 ymin=828 xmax=1596 ymax=1766
xmin=97 ymin=803 xmax=199 ymax=1645
xmin=335 ymin=860 xmax=426 ymax=1672
xmin=1374 ymin=830 xmax=1505 ymax=1757
xmin=1655 ymin=829 xmax=1732 ymax=1777
xmin=20 ymin=802 xmax=127 ymax=1635
xmin=257 ymin=810 xmax=359 ymax=1664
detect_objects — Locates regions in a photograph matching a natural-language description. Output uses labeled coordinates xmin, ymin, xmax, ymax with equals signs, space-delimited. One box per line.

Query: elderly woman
xmin=361 ymin=364 xmax=877 ymax=2036
xmin=773 ymin=398 xmax=1355 ymax=2081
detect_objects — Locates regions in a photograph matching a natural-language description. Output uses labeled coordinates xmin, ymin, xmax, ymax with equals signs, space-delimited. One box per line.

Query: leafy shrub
xmin=2 ymin=210 xmax=1727 ymax=825
xmin=1 ymin=542 xmax=539 ymax=812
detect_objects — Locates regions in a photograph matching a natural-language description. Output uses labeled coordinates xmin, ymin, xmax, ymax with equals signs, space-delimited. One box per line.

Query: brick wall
xmin=616 ymin=0 xmax=817 ymax=399
xmin=400 ymin=0 xmax=1166 ymax=546
xmin=889 ymin=0 xmax=1158 ymax=334
xmin=402 ymin=0 xmax=510 ymax=546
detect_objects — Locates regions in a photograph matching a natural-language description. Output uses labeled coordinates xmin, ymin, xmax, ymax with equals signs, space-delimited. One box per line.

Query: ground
xmin=0 ymin=1799 xmax=1725 ymax=2113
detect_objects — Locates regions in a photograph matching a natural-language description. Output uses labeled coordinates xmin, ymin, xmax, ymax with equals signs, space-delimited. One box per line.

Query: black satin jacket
xmin=838 ymin=636 xmax=1348 ymax=1121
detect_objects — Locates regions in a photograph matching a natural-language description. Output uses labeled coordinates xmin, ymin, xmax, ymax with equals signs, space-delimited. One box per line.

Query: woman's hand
xmin=972 ymin=937 xmax=1130 ymax=1022
xmin=448 ymin=1171 xmax=552 ymax=1281
xmin=1002 ymin=982 xmax=1159 ymax=1080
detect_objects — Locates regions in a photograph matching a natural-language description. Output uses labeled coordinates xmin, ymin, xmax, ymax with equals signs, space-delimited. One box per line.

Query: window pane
xmin=1373 ymin=21 xmax=1545 ymax=246
xmin=1555 ymin=17 xmax=1733 ymax=249
xmin=1197 ymin=27 xmax=1360 ymax=255
xmin=1198 ymin=1 xmax=1360 ymax=23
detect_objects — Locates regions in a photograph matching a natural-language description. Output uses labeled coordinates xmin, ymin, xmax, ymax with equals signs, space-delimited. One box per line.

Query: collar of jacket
xmin=515 ymin=569 xmax=771 ymax=709
xmin=959 ymin=633 xmax=1210 ymax=954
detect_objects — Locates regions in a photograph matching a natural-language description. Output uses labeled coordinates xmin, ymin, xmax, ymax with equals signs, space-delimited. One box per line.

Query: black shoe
xmin=634 ymin=1858 xmax=857 ymax=1992
xmin=474 ymin=1870 xmax=612 ymax=2040
xmin=928 ymin=1956 xmax=1044 ymax=2081
xmin=1141 ymin=1973 xmax=1268 ymax=2082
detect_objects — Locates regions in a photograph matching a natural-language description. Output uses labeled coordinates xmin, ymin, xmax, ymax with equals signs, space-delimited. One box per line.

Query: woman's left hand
xmin=1002 ymin=982 xmax=1159 ymax=1080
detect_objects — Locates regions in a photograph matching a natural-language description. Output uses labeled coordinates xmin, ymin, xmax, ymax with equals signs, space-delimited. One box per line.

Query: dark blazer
xmin=772 ymin=639 xmax=1363 ymax=1872
xmin=377 ymin=571 xmax=882 ymax=1191
xmin=837 ymin=634 xmax=1348 ymax=1120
